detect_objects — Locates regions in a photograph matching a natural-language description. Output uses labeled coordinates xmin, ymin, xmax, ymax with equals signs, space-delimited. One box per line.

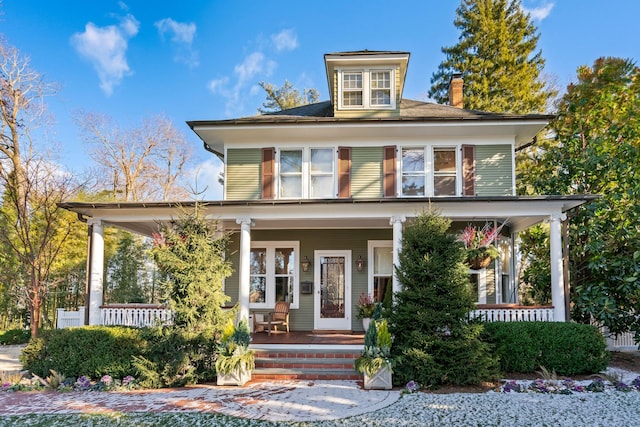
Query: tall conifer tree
xmin=429 ymin=0 xmax=553 ymax=114
xmin=389 ymin=211 xmax=497 ymax=387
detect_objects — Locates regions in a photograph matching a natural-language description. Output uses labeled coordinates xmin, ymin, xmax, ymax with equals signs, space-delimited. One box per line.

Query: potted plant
xmin=356 ymin=292 xmax=379 ymax=331
xmin=215 ymin=318 xmax=255 ymax=386
xmin=459 ymin=224 xmax=501 ymax=269
xmin=354 ymin=318 xmax=393 ymax=390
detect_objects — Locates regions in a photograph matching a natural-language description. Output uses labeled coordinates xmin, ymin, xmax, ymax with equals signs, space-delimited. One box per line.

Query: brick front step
xmin=251 ymin=347 xmax=362 ymax=381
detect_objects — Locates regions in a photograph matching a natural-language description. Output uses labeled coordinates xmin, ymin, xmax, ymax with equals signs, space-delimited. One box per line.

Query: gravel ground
xmin=1 ymin=390 xmax=639 ymax=426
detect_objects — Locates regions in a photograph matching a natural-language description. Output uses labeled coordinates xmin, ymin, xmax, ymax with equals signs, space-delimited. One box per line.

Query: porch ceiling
xmin=59 ymin=195 xmax=597 ymax=237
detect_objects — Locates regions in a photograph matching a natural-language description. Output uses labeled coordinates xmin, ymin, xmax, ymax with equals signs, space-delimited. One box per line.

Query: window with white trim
xmin=249 ymin=241 xmax=299 ymax=309
xmin=342 ymin=72 xmax=363 ymax=106
xmin=400 ymin=146 xmax=461 ymax=197
xmin=368 ymin=241 xmax=393 ymax=303
xmin=401 ymin=148 xmax=426 ymax=196
xmin=339 ymin=69 xmax=395 ymax=110
xmin=278 ymin=148 xmax=335 ymax=199
xmin=434 ymin=148 xmax=457 ymax=196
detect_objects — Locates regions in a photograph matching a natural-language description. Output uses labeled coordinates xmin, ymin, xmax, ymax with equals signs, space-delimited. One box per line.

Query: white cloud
xmin=207 ymin=77 xmax=229 ymax=94
xmin=522 ymin=2 xmax=554 ymax=21
xmin=70 ymin=14 xmax=140 ymax=96
xmin=234 ymin=52 xmax=267 ymax=84
xmin=185 ymin=158 xmax=224 ymax=200
xmin=155 ymin=18 xmax=199 ymax=67
xmin=271 ymin=29 xmax=298 ymax=52
xmin=207 ymin=28 xmax=298 ymax=117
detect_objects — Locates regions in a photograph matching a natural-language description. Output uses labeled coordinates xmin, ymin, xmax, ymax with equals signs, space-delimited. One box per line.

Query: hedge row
xmin=19 ymin=322 xmax=610 ymax=386
xmin=482 ymin=321 xmax=609 ymax=376
xmin=19 ymin=326 xmax=217 ymax=387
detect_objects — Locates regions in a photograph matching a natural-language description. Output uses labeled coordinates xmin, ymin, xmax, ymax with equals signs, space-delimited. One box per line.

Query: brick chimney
xmin=448 ymin=73 xmax=464 ymax=109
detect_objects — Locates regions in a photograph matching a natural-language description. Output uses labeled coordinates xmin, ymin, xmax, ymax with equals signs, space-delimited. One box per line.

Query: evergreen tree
xmin=429 ymin=0 xmax=553 ymax=114
xmin=106 ymin=232 xmax=147 ymax=304
xmin=151 ymin=205 xmax=233 ymax=334
xmin=525 ymin=57 xmax=640 ymax=339
xmin=389 ymin=210 xmax=498 ymax=387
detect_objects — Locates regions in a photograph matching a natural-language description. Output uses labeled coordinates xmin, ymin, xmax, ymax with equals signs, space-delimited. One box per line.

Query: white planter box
xmin=363 ymin=365 xmax=392 ymax=390
xmin=217 ymin=368 xmax=251 ymax=386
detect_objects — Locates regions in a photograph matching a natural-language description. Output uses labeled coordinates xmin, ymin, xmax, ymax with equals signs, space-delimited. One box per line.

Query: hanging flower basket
xmin=459 ymin=224 xmax=502 ymax=269
xmin=468 ymin=255 xmax=492 ymax=270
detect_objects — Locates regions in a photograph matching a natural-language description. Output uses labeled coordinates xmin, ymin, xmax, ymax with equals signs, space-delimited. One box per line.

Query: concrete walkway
xmin=0 ymin=380 xmax=400 ymax=422
xmin=0 ymin=345 xmax=24 ymax=372
xmin=0 ymin=345 xmax=399 ymax=422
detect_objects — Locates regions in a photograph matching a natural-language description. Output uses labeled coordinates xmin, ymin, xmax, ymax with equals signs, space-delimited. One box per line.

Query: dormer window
xmin=338 ymin=69 xmax=395 ymax=110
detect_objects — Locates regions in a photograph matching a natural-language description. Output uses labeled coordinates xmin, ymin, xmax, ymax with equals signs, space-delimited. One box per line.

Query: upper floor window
xmin=401 ymin=148 xmax=425 ymax=196
xmin=339 ymin=69 xmax=395 ymax=110
xmin=434 ymin=148 xmax=457 ymax=196
xmin=278 ymin=148 xmax=335 ymax=199
xmin=342 ymin=72 xmax=363 ymax=106
xmin=401 ymin=146 xmax=460 ymax=197
xmin=370 ymin=71 xmax=391 ymax=106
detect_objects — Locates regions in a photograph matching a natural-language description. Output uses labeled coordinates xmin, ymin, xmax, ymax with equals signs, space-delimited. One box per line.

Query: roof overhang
xmin=60 ymin=195 xmax=597 ymax=237
xmin=188 ymin=118 xmax=550 ymax=159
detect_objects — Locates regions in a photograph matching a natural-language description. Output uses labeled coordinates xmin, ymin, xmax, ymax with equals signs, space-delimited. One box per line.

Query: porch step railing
xmin=251 ymin=347 xmax=361 ymax=381
xmin=101 ymin=304 xmax=172 ymax=327
xmin=470 ymin=305 xmax=554 ymax=322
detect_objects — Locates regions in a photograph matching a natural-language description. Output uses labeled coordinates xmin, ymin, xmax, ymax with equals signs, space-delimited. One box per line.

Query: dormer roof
xmin=324 ymin=50 xmax=410 ymax=107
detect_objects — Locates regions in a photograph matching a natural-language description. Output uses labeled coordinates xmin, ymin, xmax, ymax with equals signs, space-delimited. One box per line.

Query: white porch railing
xmin=599 ymin=327 xmax=638 ymax=351
xmin=101 ymin=304 xmax=172 ymax=327
xmin=56 ymin=307 xmax=86 ymax=328
xmin=470 ymin=305 xmax=555 ymax=322
xmin=56 ymin=305 xmax=172 ymax=328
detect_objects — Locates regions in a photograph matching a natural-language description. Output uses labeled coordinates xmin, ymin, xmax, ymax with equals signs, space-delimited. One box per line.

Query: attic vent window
xmin=338 ymin=68 xmax=395 ymax=110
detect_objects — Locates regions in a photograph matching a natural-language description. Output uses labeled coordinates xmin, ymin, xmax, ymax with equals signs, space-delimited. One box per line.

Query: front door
xmin=314 ymin=250 xmax=352 ymax=330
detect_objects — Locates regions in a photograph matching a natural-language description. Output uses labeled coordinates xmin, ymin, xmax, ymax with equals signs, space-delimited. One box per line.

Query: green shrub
xmin=0 ymin=328 xmax=31 ymax=345
xmin=482 ymin=322 xmax=609 ymax=376
xmin=134 ymin=326 xmax=217 ymax=388
xmin=20 ymin=326 xmax=144 ymax=378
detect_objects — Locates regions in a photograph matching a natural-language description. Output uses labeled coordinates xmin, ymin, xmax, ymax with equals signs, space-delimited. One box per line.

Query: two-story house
xmin=62 ymin=50 xmax=593 ymax=331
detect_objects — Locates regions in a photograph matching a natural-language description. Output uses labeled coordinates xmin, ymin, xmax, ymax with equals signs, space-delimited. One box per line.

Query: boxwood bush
xmin=482 ymin=321 xmax=609 ymax=376
xmin=20 ymin=326 xmax=218 ymax=387
xmin=20 ymin=326 xmax=145 ymax=378
xmin=0 ymin=328 xmax=31 ymax=345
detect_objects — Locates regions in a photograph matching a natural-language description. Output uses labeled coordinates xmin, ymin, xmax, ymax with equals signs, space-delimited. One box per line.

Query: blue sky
xmin=2 ymin=1 xmax=638 ymax=199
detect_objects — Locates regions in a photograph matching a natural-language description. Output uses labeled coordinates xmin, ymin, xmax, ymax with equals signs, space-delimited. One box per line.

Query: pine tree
xmin=151 ymin=205 xmax=233 ymax=334
xmin=429 ymin=0 xmax=553 ymax=114
xmin=389 ymin=210 xmax=498 ymax=387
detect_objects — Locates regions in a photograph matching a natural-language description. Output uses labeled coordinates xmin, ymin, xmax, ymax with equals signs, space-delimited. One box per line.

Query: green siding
xmin=226 ymin=148 xmax=261 ymax=200
xmin=225 ymin=229 xmax=391 ymax=331
xmin=475 ymin=145 xmax=513 ymax=196
xmin=351 ymin=147 xmax=383 ymax=198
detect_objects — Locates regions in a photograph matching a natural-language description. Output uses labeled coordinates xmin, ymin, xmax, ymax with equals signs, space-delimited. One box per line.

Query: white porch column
xmin=390 ymin=216 xmax=406 ymax=296
xmin=87 ymin=219 xmax=104 ymax=325
xmin=549 ymin=213 xmax=567 ymax=322
xmin=236 ymin=217 xmax=254 ymax=322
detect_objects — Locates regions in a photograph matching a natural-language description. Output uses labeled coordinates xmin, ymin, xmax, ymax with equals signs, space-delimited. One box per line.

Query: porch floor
xmin=250 ymin=331 xmax=364 ymax=346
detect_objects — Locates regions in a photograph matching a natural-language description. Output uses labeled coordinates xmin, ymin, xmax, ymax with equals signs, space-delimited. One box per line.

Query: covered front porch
xmin=60 ymin=195 xmax=594 ymax=332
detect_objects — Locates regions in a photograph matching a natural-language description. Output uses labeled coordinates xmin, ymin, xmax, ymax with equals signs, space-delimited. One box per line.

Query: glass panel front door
xmin=314 ymin=251 xmax=351 ymax=330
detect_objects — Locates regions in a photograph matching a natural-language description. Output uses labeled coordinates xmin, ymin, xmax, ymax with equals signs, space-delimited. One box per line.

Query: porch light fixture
xmin=356 ymin=255 xmax=365 ymax=272
xmin=301 ymin=256 xmax=311 ymax=272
